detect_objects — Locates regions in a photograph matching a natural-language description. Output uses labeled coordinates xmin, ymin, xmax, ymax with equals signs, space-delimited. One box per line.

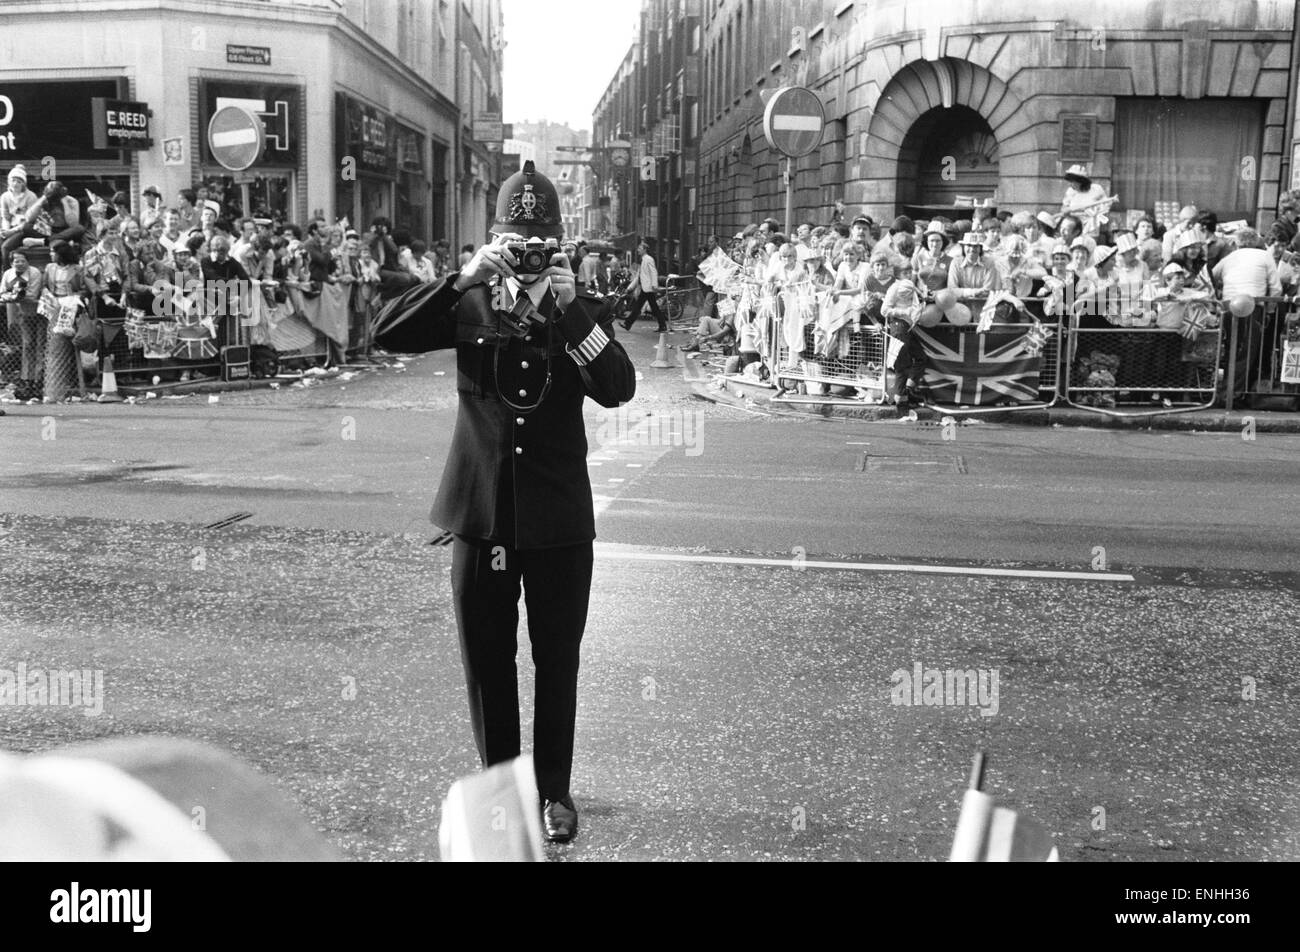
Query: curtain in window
xmin=1113 ymin=99 xmax=1264 ymax=221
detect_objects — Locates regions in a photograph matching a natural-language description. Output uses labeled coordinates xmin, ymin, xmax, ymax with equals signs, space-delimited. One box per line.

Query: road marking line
xmin=593 ymin=548 xmax=1135 ymax=582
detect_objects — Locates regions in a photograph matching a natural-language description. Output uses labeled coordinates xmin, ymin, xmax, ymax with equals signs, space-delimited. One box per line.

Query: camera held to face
xmin=506 ymin=237 xmax=560 ymax=275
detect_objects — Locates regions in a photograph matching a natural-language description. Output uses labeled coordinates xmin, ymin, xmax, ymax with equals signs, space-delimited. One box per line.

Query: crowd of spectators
xmin=687 ymin=165 xmax=1300 ymax=405
xmin=0 ymin=165 xmax=469 ymax=403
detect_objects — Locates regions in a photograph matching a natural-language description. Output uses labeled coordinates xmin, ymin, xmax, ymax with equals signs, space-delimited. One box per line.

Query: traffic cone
xmin=650 ymin=332 xmax=673 ymax=368
xmin=97 ymin=355 xmax=123 ymax=403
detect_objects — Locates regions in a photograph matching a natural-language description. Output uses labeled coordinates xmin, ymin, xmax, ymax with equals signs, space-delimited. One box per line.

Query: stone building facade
xmin=694 ymin=0 xmax=1297 ymax=238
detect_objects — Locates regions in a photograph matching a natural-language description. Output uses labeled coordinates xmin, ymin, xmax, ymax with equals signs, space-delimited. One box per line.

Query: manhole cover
xmin=856 ymin=452 xmax=967 ymax=474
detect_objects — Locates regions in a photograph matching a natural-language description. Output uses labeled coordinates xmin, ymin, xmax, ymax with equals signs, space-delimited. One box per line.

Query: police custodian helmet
xmin=492 ymin=160 xmax=563 ymax=240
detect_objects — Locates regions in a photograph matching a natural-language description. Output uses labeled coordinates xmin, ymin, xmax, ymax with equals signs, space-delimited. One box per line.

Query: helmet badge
xmin=508 ymin=183 xmax=547 ymax=222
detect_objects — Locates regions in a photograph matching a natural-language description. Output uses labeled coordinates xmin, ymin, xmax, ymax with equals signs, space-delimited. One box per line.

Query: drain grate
xmin=856 ymin=452 xmax=967 ymax=474
xmin=427 ymin=531 xmax=455 ymax=546
xmin=203 ymin=512 xmax=254 ymax=530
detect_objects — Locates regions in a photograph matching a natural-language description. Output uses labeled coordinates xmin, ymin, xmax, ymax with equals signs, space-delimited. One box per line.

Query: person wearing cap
xmin=947 ymin=233 xmax=1001 ymax=302
xmin=912 ymin=221 xmax=951 ymax=297
xmin=849 ymin=215 xmax=874 ymax=249
xmin=188 ymin=199 xmax=229 ymax=247
xmin=139 ymin=186 xmax=163 ymax=230
xmin=371 ymin=159 xmax=635 ymax=845
xmin=1060 ymin=164 xmax=1111 ymax=235
xmin=1 ymin=165 xmax=38 ymax=267
xmin=1068 ymin=236 xmax=1095 ymax=278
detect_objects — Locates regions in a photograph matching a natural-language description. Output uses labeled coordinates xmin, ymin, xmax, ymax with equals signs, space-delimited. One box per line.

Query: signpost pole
xmin=784 ymin=158 xmax=793 ymax=238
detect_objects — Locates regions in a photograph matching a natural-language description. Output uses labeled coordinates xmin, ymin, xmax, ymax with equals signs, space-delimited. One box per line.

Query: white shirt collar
xmin=505 ymin=275 xmax=551 ymax=308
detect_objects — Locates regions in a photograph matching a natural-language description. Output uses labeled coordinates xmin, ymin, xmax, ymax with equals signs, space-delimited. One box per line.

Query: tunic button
xmin=516 ymin=417 xmax=525 ymax=426
xmin=519 ymin=389 xmax=527 ymax=397
xmin=524 ymin=335 xmax=532 ymax=341
xmin=476 ymin=337 xmax=484 ymax=344
xmin=521 ymin=360 xmax=530 ymax=369
xmin=515 ymin=446 xmax=523 ymax=455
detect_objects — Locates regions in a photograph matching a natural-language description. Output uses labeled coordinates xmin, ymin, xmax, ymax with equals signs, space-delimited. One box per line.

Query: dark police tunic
xmin=374 ymin=271 xmax=636 ymax=549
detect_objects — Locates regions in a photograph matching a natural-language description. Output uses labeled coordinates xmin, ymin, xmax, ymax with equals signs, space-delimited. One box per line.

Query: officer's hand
xmin=547 ymin=252 xmax=576 ymax=311
xmin=454 ymin=234 xmax=517 ymax=292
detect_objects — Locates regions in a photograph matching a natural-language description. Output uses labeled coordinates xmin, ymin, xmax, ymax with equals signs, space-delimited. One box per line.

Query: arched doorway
xmin=896 ymin=105 xmax=999 ymax=208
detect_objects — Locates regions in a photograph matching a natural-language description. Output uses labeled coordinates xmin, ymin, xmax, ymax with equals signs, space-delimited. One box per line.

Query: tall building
xmin=695 ymin=0 xmax=1298 ymax=239
xmin=593 ymin=0 xmax=702 ymax=270
xmin=0 ymin=0 xmax=501 ymax=247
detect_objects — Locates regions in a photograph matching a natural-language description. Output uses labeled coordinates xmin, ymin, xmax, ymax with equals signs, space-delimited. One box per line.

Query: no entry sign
xmin=763 ymin=86 xmax=825 ymax=158
xmin=207 ymin=105 xmax=265 ymax=171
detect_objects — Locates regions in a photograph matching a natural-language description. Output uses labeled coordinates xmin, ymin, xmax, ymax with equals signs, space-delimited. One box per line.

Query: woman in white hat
xmin=1111 ymin=231 xmax=1151 ymax=322
xmin=947 ymin=233 xmax=1001 ymax=302
xmin=1060 ymin=164 xmax=1112 ymax=236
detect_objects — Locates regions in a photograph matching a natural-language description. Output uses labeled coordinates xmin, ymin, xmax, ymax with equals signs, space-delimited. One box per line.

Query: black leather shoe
xmin=620 ymin=320 xmax=634 ymax=331
xmin=542 ymin=795 xmax=578 ymax=843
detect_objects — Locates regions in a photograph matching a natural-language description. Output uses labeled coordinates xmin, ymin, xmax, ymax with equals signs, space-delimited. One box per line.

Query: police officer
xmin=373 ymin=161 xmax=635 ymax=843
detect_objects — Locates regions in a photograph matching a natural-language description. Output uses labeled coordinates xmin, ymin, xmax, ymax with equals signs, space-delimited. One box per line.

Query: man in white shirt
xmin=1212 ymin=228 xmax=1279 ymax=301
xmin=620 ymin=241 xmax=666 ymax=332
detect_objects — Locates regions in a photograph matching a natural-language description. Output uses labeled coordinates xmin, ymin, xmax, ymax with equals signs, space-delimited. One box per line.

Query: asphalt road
xmin=2 ymin=332 xmax=1298 ymax=861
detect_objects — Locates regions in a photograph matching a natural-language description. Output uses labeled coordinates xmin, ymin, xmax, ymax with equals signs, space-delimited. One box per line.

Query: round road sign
xmin=207 ymin=105 xmax=265 ymax=172
xmin=763 ymin=86 xmax=825 ymax=158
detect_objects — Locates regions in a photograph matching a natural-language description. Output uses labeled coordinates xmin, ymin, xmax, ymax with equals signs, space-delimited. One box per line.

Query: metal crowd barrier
xmin=1223 ymin=296 xmax=1300 ymax=412
xmin=1061 ymin=317 xmax=1222 ymax=417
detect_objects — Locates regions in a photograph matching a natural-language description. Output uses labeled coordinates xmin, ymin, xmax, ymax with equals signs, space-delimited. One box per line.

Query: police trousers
xmin=450 ymin=535 xmax=594 ymax=800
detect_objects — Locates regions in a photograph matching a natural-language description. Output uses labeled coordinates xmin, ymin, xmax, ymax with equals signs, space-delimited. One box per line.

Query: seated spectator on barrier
xmin=948 ymin=234 xmax=1000 ymax=302
xmin=1 ymin=165 xmax=38 ymax=268
xmin=913 ymin=221 xmax=951 ymax=297
xmin=22 ymin=181 xmax=86 ymax=252
xmin=1212 ymin=227 xmax=1279 ymax=301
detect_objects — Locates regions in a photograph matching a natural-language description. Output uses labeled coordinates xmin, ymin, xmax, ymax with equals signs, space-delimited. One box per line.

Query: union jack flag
xmin=915 ymin=326 xmax=1042 ymax=405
